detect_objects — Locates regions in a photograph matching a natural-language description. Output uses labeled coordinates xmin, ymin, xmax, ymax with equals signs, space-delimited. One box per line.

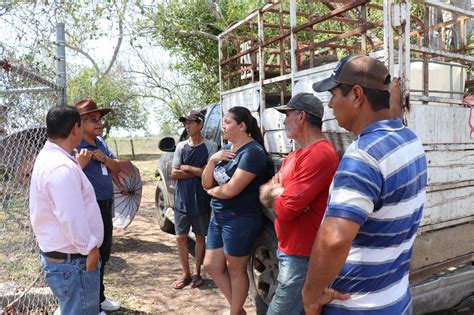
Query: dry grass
xmin=107 ymin=136 xmax=162 ymax=161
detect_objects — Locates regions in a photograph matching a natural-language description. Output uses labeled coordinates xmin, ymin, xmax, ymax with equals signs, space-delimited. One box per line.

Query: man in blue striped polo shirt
xmin=302 ymin=55 xmax=427 ymax=315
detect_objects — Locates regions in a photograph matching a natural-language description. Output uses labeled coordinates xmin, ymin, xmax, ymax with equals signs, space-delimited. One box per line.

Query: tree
xmin=67 ymin=66 xmax=147 ymax=138
xmin=137 ymin=0 xmax=265 ymax=105
xmin=1 ymin=1 xmax=276 ymax=135
xmin=122 ymin=44 xmax=205 ymax=135
xmin=0 ymin=1 xmax=148 ymax=135
xmin=1 ymin=1 xmax=127 ymax=76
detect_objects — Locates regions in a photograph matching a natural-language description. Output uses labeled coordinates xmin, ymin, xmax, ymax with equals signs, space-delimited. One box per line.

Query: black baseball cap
xmin=312 ymin=55 xmax=391 ymax=92
xmin=178 ymin=110 xmax=205 ymax=123
xmin=274 ymin=92 xmax=324 ymax=119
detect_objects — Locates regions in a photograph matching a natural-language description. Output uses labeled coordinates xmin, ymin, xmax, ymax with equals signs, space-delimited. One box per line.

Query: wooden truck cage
xmin=218 ymin=2 xmax=474 ymax=310
xmin=218 ymin=0 xmax=473 ymax=115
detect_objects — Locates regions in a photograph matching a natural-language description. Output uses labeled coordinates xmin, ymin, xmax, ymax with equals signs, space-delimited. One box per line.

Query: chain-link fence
xmin=0 ymin=58 xmax=62 ymax=313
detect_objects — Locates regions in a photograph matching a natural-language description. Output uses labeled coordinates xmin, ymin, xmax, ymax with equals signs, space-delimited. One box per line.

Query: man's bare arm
xmin=302 ymin=217 xmax=360 ymax=315
xmin=111 ymin=172 xmax=128 ymax=195
xmin=171 ymin=167 xmax=195 ymax=180
xmin=179 ymin=164 xmax=204 ymax=177
xmin=86 ymin=247 xmax=100 ymax=271
xmin=259 ymin=173 xmax=284 ymax=208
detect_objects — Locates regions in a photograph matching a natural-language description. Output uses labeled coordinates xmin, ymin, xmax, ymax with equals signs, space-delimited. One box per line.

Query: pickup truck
xmin=155 ymin=0 xmax=474 ymax=313
xmin=154 ymin=98 xmax=474 ymax=314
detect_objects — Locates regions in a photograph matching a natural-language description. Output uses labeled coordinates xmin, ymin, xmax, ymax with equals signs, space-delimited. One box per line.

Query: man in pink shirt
xmin=29 ymin=105 xmax=104 ymax=315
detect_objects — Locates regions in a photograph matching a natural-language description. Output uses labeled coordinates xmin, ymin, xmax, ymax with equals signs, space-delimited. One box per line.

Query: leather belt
xmin=41 ymin=251 xmax=87 ymax=260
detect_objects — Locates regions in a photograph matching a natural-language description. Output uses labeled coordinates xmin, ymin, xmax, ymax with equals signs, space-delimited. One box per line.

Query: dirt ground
xmin=104 ymin=159 xmax=257 ymax=315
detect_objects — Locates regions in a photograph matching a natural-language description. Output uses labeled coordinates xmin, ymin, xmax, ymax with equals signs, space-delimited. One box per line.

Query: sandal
xmin=191 ymin=274 xmax=203 ymax=288
xmin=172 ymin=276 xmax=192 ymax=289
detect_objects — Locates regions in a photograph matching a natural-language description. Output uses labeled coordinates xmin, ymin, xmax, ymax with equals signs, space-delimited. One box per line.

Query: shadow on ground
xmin=110 ymin=307 xmax=149 ymax=314
xmin=107 ymin=255 xmax=127 ymax=274
xmin=113 ymin=237 xmax=174 ymax=255
xmin=104 ymin=159 xmax=257 ymax=314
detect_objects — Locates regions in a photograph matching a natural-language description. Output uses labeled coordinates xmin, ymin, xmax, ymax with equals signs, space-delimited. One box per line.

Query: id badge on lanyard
xmin=101 ymin=163 xmax=108 ymax=175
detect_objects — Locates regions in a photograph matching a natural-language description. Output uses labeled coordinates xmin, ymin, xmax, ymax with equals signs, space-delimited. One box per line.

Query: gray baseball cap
xmin=274 ymin=92 xmax=324 ymax=119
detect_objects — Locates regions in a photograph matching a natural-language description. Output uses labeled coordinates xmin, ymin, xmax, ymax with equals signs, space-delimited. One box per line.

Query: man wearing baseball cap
xmin=259 ymin=93 xmax=339 ymax=315
xmin=74 ymin=98 xmax=123 ymax=312
xmin=171 ymin=109 xmax=217 ymax=289
xmin=303 ymin=55 xmax=427 ymax=315
xmin=178 ymin=109 xmax=205 ymax=124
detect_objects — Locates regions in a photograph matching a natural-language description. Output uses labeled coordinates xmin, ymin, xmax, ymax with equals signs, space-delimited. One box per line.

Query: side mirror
xmin=158 ymin=137 xmax=176 ymax=152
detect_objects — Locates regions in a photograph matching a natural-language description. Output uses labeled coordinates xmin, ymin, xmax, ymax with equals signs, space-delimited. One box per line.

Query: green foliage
xmin=4 ymin=0 xmax=472 ymax=136
xmin=67 ymin=66 xmax=148 ymax=138
xmin=139 ymin=0 xmax=265 ymax=104
xmin=154 ymin=77 xmax=207 ymax=135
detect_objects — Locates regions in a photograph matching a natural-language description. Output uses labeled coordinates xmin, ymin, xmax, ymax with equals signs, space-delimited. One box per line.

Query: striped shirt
xmin=324 ymin=119 xmax=427 ymax=314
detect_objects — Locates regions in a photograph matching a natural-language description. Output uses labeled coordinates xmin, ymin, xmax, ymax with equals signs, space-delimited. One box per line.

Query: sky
xmin=85 ymin=37 xmax=166 ymax=137
xmin=0 ymin=2 xmax=171 ymax=138
xmin=63 ymin=16 xmax=172 ymax=137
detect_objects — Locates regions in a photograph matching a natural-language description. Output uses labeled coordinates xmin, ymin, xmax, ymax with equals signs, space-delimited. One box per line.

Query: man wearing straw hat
xmin=74 ymin=98 xmax=124 ymax=312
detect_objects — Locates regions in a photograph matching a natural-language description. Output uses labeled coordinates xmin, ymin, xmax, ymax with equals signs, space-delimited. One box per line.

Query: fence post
xmin=130 ymin=138 xmax=135 ymax=160
xmin=114 ymin=139 xmax=120 ymax=159
xmin=0 ymin=105 xmax=6 ymax=137
xmin=56 ymin=22 xmax=66 ymax=106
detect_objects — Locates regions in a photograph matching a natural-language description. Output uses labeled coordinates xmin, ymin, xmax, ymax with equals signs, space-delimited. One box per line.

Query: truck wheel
xmin=154 ymin=180 xmax=174 ymax=234
xmin=248 ymin=222 xmax=279 ymax=314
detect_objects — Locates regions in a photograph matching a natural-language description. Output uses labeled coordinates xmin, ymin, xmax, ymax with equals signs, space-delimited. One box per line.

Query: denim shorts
xmin=40 ymin=254 xmax=101 ymax=315
xmin=206 ymin=210 xmax=262 ymax=257
xmin=174 ymin=210 xmax=210 ymax=236
xmin=267 ymin=249 xmax=309 ymax=315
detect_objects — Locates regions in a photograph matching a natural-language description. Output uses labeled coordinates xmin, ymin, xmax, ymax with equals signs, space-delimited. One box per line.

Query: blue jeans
xmin=267 ymin=249 xmax=309 ymax=315
xmin=40 ymin=254 xmax=101 ymax=315
xmin=403 ymin=302 xmax=413 ymax=315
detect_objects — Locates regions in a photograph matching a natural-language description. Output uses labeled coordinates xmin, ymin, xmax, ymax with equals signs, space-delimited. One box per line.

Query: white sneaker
xmin=100 ymin=298 xmax=120 ymax=311
xmin=54 ymin=305 xmax=108 ymax=314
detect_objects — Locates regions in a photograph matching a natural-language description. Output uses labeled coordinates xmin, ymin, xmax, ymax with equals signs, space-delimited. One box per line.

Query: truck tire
xmin=248 ymin=222 xmax=279 ymax=314
xmin=154 ymin=180 xmax=175 ymax=234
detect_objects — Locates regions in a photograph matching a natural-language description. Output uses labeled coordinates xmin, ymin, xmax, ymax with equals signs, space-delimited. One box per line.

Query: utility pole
xmin=56 ymin=22 xmax=66 ymax=106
